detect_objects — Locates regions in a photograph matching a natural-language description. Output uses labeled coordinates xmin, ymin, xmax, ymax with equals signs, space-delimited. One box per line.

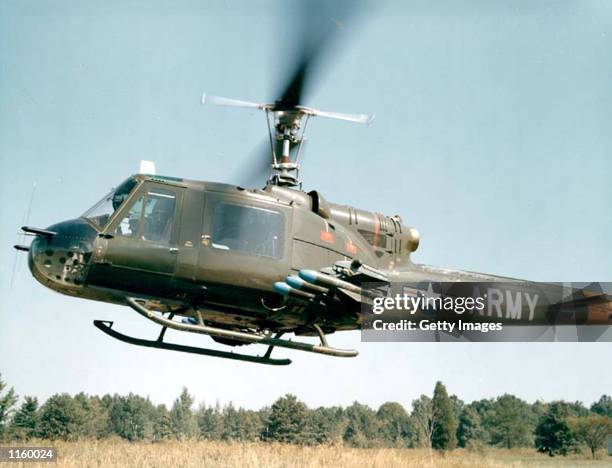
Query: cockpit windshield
xmin=82 ymin=177 xmax=138 ymax=229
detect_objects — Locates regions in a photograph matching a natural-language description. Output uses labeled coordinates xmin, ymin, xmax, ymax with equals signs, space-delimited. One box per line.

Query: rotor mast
xmin=266 ymin=108 xmax=310 ymax=187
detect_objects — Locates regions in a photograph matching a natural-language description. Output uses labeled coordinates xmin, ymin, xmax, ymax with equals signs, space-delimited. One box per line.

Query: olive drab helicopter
xmin=14 ymin=2 xmax=611 ymax=365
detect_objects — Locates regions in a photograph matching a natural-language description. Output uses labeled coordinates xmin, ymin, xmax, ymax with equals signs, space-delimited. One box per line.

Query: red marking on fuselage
xmin=346 ymin=240 xmax=358 ymax=255
xmin=320 ymin=230 xmax=335 ymax=244
xmin=373 ymin=214 xmax=380 ymax=247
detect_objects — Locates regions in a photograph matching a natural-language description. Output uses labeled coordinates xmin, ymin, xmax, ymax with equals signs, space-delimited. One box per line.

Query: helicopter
xmin=14 ymin=2 xmax=611 ymax=365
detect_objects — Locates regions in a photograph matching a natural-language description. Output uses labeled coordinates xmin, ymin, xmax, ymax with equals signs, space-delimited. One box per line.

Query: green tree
xmin=410 ymin=395 xmax=434 ymax=448
xmin=470 ymin=398 xmax=494 ymax=418
xmin=197 ymin=403 xmax=222 ymax=440
xmin=431 ymin=381 xmax=457 ymax=450
xmin=534 ymin=402 xmax=576 ymax=456
xmin=305 ymin=406 xmax=346 ymax=445
xmin=9 ymin=396 xmax=39 ymax=440
xmin=152 ymin=404 xmax=172 ymax=441
xmin=258 ymin=406 xmax=271 ymax=440
xmin=74 ymin=393 xmax=108 ymax=439
xmin=106 ymin=394 xmax=154 ymax=441
xmin=220 ymin=403 xmax=241 ymax=440
xmin=569 ymin=415 xmax=612 ymax=459
xmin=456 ymin=406 xmax=486 ymax=449
xmin=234 ymin=408 xmax=263 ymax=442
xmin=218 ymin=404 xmax=260 ymax=441
xmin=449 ymin=395 xmax=465 ymax=421
xmin=343 ymin=402 xmax=380 ymax=448
xmin=169 ymin=387 xmax=197 ymax=440
xmin=486 ymin=394 xmax=533 ymax=448
xmin=590 ymin=395 xmax=612 ymax=417
xmin=38 ymin=394 xmax=86 ymax=441
xmin=565 ymin=401 xmax=590 ymax=418
xmin=265 ymin=394 xmax=308 ymax=444
xmin=377 ymin=402 xmax=410 ymax=447
xmin=531 ymin=400 xmax=549 ymax=422
xmin=0 ymin=374 xmax=18 ymax=440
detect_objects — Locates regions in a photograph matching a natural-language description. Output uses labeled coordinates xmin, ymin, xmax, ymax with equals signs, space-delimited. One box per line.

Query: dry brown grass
xmin=3 ymin=440 xmax=610 ymax=468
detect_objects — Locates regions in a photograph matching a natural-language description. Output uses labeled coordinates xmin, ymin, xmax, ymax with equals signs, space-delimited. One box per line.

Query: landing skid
xmin=93 ymin=320 xmax=292 ymax=366
xmin=94 ymin=296 xmax=358 ymax=365
xmin=93 ymin=296 xmax=358 ymax=365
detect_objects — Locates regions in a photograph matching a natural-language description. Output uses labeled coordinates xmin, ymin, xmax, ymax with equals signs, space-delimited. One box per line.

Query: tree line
xmin=0 ymin=374 xmax=610 ymax=458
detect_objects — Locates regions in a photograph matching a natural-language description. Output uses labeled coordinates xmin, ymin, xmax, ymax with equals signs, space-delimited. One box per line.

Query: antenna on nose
xmin=11 ymin=182 xmax=37 ymax=288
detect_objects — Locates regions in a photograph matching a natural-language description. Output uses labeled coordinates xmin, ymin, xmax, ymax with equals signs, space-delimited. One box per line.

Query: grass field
xmin=3 ymin=440 xmax=611 ymax=468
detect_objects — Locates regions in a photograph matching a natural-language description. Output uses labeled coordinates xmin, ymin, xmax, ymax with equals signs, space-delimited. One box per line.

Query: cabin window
xmin=114 ymin=188 xmax=177 ymax=244
xmin=211 ymin=203 xmax=283 ymax=259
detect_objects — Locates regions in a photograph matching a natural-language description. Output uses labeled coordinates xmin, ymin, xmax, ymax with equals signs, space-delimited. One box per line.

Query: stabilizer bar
xmin=126 ymin=297 xmax=358 ymax=358
xmin=93 ymin=320 xmax=292 ymax=366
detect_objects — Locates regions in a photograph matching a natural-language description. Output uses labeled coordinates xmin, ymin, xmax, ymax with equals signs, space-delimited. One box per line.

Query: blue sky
xmin=0 ymin=0 xmax=610 ymax=409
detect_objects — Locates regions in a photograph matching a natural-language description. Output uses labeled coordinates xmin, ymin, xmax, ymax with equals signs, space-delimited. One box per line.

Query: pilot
xmin=143 ymin=201 xmax=174 ymax=243
xmin=112 ymin=190 xmax=130 ymax=212
xmin=128 ymin=217 xmax=140 ymax=237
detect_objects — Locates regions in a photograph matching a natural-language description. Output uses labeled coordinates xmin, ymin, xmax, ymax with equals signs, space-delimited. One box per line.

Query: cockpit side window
xmin=211 ymin=203 xmax=284 ymax=259
xmin=142 ymin=189 xmax=176 ymax=243
xmin=115 ymin=196 xmax=144 ymax=238
xmin=114 ymin=188 xmax=177 ymax=244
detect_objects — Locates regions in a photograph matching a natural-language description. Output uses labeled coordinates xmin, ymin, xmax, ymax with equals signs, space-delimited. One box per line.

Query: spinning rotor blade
xmin=232 ymin=139 xmax=272 ymax=188
xmin=201 ymin=1 xmax=369 ymax=189
xmin=276 ymin=0 xmax=363 ymax=108
xmin=201 ymin=93 xmax=266 ymax=109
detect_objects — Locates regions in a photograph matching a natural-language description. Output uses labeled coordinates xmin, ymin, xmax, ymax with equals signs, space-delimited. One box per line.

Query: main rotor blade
xmin=201 ymin=93 xmax=266 ymax=109
xmin=276 ymin=0 xmax=363 ymax=108
xmin=232 ymin=139 xmax=272 ymax=188
xmin=308 ymin=108 xmax=375 ymax=125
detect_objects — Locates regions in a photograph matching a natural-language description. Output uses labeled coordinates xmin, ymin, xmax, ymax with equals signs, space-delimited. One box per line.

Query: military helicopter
xmin=14 ymin=2 xmax=611 ymax=365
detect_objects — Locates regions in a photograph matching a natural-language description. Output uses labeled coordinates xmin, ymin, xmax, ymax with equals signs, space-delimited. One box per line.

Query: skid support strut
xmin=125 ymin=297 xmax=358 ymax=358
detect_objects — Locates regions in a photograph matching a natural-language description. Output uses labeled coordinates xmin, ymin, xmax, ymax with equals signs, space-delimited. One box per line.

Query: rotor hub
xmin=264 ymin=109 xmax=311 ymax=187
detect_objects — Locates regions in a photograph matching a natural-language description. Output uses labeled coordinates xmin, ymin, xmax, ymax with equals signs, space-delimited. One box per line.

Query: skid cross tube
xmin=93 ymin=320 xmax=292 ymax=366
xmin=126 ymin=297 xmax=358 ymax=358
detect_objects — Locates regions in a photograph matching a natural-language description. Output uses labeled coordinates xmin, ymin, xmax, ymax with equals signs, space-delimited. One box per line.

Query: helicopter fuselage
xmin=27 ymin=174 xmax=421 ymax=334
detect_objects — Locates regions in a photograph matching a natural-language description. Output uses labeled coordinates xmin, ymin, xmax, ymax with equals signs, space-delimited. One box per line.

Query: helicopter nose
xmin=28 ymin=218 xmax=97 ymax=289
